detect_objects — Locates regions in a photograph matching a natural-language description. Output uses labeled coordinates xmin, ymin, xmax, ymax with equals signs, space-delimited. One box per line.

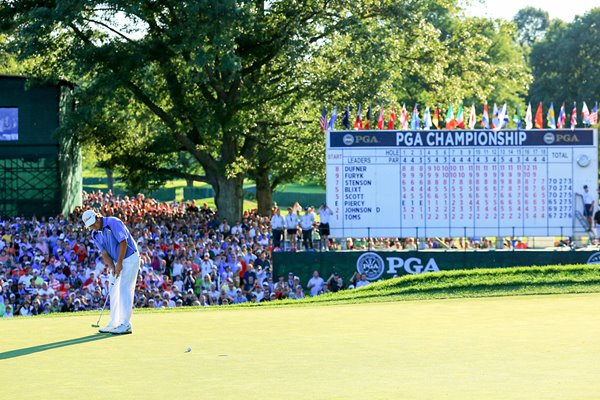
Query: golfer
xmin=82 ymin=209 xmax=140 ymax=334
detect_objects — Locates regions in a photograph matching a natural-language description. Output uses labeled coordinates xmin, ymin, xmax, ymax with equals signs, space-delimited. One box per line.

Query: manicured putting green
xmin=2 ymin=294 xmax=600 ymax=399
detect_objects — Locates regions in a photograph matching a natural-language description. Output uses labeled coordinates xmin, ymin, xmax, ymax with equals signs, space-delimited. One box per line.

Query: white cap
xmin=82 ymin=210 xmax=97 ymax=228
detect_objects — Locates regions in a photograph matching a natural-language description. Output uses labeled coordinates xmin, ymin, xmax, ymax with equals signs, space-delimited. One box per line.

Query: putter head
xmin=91 ymin=324 xmax=100 ymax=328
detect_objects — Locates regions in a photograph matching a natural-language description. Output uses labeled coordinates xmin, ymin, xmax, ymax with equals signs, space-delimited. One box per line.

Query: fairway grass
xmin=3 ymin=293 xmax=600 ymax=399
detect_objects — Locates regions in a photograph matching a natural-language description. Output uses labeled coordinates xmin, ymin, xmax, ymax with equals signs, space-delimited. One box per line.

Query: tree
xmin=529 ymin=8 xmax=600 ymax=105
xmin=246 ymin=9 xmax=532 ymax=214
xmin=513 ymin=7 xmax=550 ymax=47
xmin=1 ymin=1 xmax=534 ymax=219
xmin=2 ymin=0 xmax=466 ymax=221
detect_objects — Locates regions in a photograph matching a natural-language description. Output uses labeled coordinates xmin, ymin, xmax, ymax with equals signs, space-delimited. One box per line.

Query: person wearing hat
xmin=82 ymin=209 xmax=140 ymax=335
xmin=286 ymin=272 xmax=295 ymax=289
xmin=233 ymin=289 xmax=247 ymax=304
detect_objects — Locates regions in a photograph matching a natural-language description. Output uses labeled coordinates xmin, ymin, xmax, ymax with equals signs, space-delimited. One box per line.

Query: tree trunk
xmin=214 ymin=175 xmax=244 ymax=222
xmin=105 ymin=168 xmax=114 ymax=190
xmin=186 ymin=178 xmax=194 ymax=187
xmin=255 ymin=167 xmax=273 ymax=216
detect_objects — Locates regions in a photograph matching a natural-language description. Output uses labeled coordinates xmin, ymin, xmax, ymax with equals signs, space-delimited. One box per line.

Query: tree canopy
xmin=513 ymin=7 xmax=550 ymax=47
xmin=529 ymin=8 xmax=600 ymax=105
xmin=0 ymin=0 xmax=536 ymax=219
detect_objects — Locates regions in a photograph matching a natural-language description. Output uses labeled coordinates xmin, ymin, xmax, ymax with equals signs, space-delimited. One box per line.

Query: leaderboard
xmin=326 ymin=129 xmax=598 ymax=238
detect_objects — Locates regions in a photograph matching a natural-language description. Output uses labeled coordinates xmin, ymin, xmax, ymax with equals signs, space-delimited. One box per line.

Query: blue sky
xmin=464 ymin=0 xmax=599 ymax=22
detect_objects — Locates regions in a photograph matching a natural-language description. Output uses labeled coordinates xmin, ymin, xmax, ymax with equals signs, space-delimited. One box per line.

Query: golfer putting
xmin=82 ymin=209 xmax=140 ymax=335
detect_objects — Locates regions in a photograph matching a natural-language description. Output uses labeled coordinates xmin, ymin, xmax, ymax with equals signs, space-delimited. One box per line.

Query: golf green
xmin=2 ymin=294 xmax=600 ymax=399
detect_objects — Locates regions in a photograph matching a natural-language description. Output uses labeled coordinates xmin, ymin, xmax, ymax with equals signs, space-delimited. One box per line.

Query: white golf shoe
xmin=110 ymin=322 xmax=132 ymax=335
xmin=98 ymin=324 xmax=115 ymax=334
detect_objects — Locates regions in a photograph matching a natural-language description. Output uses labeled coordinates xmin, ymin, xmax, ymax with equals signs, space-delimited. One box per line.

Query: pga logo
xmin=386 ymin=256 xmax=440 ymax=275
xmin=343 ymin=134 xmax=355 ymax=146
xmin=356 ymin=252 xmax=440 ymax=280
xmin=587 ymin=252 xmax=600 ymax=264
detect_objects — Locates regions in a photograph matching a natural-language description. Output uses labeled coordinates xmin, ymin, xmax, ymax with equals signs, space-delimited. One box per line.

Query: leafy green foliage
xmin=513 ymin=7 xmax=550 ymax=47
xmin=1 ymin=1 xmax=532 ymax=217
xmin=529 ymin=8 xmax=600 ymax=106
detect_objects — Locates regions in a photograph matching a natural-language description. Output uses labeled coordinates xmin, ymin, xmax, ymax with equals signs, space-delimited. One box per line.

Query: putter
xmin=91 ymin=281 xmax=114 ymax=328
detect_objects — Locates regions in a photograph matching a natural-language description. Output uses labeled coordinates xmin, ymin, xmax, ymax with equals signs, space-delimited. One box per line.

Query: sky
xmin=465 ymin=0 xmax=600 ymax=22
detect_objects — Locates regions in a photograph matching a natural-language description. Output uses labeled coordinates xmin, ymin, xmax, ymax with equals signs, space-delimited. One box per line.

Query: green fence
xmin=273 ymin=250 xmax=600 ymax=285
xmin=272 ymin=192 xmax=325 ymax=208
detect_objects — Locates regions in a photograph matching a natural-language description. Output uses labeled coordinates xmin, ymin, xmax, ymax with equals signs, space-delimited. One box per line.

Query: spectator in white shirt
xmin=355 ymin=273 xmax=370 ymax=288
xmin=581 ymin=185 xmax=595 ymax=231
xmin=231 ymin=221 xmax=243 ymax=236
xmin=199 ymin=253 xmax=214 ymax=278
xmin=300 ymin=207 xmax=315 ymax=251
xmin=318 ymin=204 xmax=333 ymax=251
xmin=307 ymin=270 xmax=325 ymax=297
xmin=270 ymin=209 xmax=285 ymax=250
xmin=285 ymin=207 xmax=299 ymax=251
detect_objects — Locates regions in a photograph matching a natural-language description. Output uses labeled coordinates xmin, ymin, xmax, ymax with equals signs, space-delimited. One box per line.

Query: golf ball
xmin=187 ymin=347 xmax=192 ymax=352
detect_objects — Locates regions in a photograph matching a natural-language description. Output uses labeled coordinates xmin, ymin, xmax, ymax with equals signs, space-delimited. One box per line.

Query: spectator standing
xmin=300 ymin=207 xmax=315 ymax=251
xmin=582 ymin=185 xmax=595 ymax=231
xmin=317 ymin=204 xmax=333 ymax=251
xmin=270 ymin=209 xmax=285 ymax=250
xmin=285 ymin=207 xmax=299 ymax=251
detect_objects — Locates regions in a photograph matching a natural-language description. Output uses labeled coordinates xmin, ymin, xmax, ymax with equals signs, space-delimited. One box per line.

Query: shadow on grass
xmin=0 ymin=334 xmax=115 ymax=360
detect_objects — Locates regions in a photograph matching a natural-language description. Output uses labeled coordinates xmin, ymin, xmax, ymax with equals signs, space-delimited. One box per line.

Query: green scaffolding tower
xmin=0 ymin=75 xmax=81 ymax=218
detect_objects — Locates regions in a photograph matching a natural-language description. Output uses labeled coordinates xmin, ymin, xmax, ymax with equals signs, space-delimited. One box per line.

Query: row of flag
xmin=319 ymin=102 xmax=599 ymax=131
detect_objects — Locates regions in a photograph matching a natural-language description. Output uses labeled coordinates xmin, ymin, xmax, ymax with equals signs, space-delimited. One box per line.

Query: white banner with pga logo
xmin=356 ymin=252 xmax=440 ymax=281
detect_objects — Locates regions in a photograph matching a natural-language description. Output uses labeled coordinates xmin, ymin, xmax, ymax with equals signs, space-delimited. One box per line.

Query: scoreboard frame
xmin=325 ymin=129 xmax=598 ymax=239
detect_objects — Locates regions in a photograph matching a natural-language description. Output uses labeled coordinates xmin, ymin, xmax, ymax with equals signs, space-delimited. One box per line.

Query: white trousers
xmin=108 ymin=252 xmax=140 ymax=327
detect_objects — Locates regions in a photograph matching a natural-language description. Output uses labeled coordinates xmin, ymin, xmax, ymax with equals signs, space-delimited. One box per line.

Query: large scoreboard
xmin=326 ymin=129 xmax=598 ymax=238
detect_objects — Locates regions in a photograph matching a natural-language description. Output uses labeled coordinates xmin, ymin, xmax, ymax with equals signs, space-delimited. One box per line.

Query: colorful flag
xmin=377 ymin=106 xmax=385 ymax=129
xmin=494 ymin=104 xmax=507 ymax=130
xmin=468 ymin=104 xmax=476 ymax=129
xmin=388 ymin=106 xmax=396 ymax=130
xmin=582 ymin=101 xmax=591 ymax=126
xmin=570 ymin=102 xmax=577 ymax=130
xmin=525 ymin=103 xmax=533 ymax=129
xmin=547 ymin=102 xmax=556 ymax=129
xmin=354 ymin=104 xmax=363 ymax=130
xmin=455 ymin=103 xmax=465 ymax=129
xmin=534 ymin=102 xmax=543 ymax=128
xmin=445 ymin=104 xmax=456 ymax=129
xmin=557 ymin=102 xmax=565 ymax=129
xmin=432 ymin=106 xmax=440 ymax=129
xmin=399 ymin=104 xmax=409 ymax=129
xmin=512 ymin=104 xmax=521 ymax=129
xmin=364 ymin=105 xmax=372 ymax=130
xmin=481 ymin=102 xmax=490 ymax=129
xmin=319 ymin=106 xmax=328 ymax=132
xmin=411 ymin=105 xmax=420 ymax=130
xmin=423 ymin=107 xmax=432 ymax=130
xmin=342 ymin=104 xmax=351 ymax=129
xmin=491 ymin=103 xmax=498 ymax=129
xmin=590 ymin=102 xmax=598 ymax=125
xmin=328 ymin=106 xmax=337 ymax=130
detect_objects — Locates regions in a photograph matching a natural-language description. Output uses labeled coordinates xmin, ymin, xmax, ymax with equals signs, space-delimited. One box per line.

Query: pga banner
xmin=326 ymin=129 xmax=598 ymax=238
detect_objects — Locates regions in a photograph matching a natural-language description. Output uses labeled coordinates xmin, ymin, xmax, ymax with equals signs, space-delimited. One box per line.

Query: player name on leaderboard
xmin=326 ymin=129 xmax=598 ymax=238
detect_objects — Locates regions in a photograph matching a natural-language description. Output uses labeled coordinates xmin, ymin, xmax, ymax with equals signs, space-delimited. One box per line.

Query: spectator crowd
xmin=0 ymin=191 xmax=371 ymax=318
